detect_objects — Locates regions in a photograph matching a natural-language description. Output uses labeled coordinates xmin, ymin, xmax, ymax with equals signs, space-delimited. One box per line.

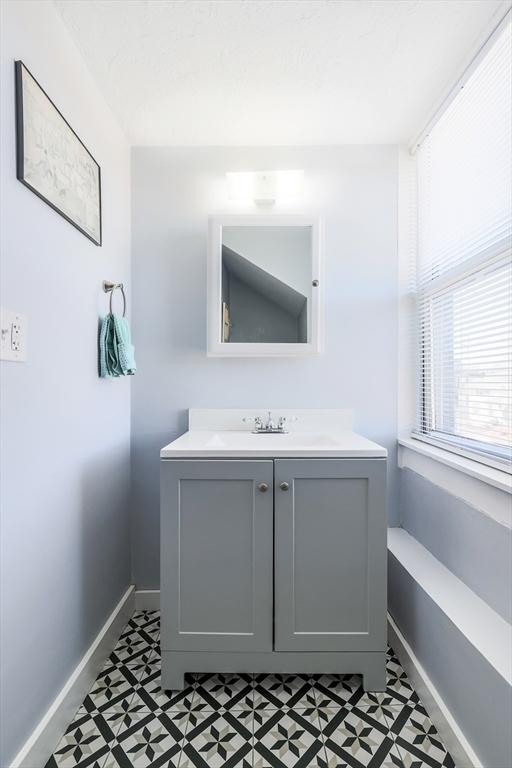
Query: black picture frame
xmin=15 ymin=60 xmax=102 ymax=246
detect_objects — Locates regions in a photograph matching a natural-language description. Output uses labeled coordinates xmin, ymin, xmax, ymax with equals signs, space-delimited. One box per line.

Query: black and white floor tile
xmin=45 ymin=611 xmax=456 ymax=768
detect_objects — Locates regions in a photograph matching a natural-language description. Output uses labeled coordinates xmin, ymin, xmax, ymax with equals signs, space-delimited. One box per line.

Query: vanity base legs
xmin=161 ymin=650 xmax=386 ymax=692
xmin=162 ymin=666 xmax=185 ymax=692
xmin=362 ymin=660 xmax=387 ymax=692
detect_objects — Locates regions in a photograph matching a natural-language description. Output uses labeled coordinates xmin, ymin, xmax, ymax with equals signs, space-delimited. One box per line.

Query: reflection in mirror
xmin=221 ymin=226 xmax=312 ymax=344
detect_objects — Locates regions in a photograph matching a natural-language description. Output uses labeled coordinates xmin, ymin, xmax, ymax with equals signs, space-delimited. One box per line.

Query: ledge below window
xmin=398 ymin=437 xmax=511 ymax=528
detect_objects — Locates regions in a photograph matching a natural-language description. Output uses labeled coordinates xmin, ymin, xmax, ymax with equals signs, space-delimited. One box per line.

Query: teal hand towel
xmin=99 ymin=313 xmax=136 ymax=377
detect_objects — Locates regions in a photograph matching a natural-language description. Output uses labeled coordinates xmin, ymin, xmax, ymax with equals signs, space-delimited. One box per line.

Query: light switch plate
xmin=0 ymin=308 xmax=28 ymax=362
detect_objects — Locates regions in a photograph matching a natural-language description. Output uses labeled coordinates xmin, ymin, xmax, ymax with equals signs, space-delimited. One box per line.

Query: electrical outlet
xmin=0 ymin=308 xmax=28 ymax=362
xmin=12 ymin=322 xmax=21 ymax=351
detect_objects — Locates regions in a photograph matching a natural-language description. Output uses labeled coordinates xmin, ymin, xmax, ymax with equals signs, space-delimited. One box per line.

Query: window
xmin=415 ymin=16 xmax=512 ymax=468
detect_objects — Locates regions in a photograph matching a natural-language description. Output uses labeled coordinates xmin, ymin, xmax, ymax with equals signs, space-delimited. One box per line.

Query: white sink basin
xmin=204 ymin=432 xmax=341 ymax=450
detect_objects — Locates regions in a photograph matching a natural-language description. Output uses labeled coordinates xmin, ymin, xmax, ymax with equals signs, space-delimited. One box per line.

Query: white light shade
xmin=226 ymin=170 xmax=304 ymax=204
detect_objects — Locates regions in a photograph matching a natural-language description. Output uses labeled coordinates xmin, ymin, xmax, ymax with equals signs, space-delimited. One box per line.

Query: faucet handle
xmin=278 ymin=415 xmax=298 ymax=425
xmin=242 ymin=415 xmax=263 ymax=429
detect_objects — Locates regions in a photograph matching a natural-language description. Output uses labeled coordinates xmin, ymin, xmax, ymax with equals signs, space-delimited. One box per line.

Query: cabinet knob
xmin=258 ymin=482 xmax=269 ymax=493
xmin=280 ymin=482 xmax=290 ymax=491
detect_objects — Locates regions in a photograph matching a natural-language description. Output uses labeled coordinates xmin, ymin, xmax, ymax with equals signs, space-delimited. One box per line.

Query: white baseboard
xmin=10 ymin=585 xmax=135 ymax=768
xmin=135 ymin=589 xmax=160 ymax=611
xmin=388 ymin=613 xmax=481 ymax=768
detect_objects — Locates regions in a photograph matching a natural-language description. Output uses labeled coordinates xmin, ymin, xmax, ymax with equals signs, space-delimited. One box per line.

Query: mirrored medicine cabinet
xmin=207 ymin=216 xmax=323 ymax=357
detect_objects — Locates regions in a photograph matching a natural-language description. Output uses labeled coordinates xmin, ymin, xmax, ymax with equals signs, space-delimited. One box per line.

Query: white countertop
xmin=161 ymin=430 xmax=386 ymax=458
xmin=161 ymin=409 xmax=386 ymax=458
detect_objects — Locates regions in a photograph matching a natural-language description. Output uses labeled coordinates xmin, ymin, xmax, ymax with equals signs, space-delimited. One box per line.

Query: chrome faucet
xmin=242 ymin=411 xmax=296 ymax=434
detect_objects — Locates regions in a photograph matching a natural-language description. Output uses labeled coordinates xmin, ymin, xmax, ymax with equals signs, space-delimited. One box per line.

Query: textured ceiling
xmin=54 ymin=0 xmax=508 ymax=145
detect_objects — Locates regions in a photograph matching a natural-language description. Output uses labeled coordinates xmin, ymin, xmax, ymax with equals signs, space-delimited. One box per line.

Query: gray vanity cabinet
xmin=160 ymin=460 xmax=273 ymax=652
xmin=274 ymin=459 xmax=387 ymax=652
xmin=161 ymin=456 xmax=387 ymax=691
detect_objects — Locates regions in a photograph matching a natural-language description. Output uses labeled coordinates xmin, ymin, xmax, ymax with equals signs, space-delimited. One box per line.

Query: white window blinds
xmin=415 ymin=17 xmax=512 ymax=465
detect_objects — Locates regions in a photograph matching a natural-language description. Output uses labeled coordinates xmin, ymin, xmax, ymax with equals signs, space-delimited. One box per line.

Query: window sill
xmin=398 ymin=436 xmax=511 ymax=494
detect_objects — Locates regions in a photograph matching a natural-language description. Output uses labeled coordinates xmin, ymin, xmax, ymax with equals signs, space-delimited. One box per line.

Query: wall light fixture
xmin=226 ymin=170 xmax=304 ymax=205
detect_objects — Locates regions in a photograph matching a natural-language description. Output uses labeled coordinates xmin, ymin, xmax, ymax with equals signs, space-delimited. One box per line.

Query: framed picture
xmin=15 ymin=60 xmax=102 ymax=246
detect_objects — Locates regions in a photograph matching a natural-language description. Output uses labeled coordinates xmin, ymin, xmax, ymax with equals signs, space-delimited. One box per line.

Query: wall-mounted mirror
xmin=208 ymin=216 xmax=323 ymax=357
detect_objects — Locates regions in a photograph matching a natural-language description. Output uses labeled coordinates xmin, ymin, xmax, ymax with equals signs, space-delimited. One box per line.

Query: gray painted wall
xmin=131 ymin=145 xmax=399 ymax=587
xmin=229 ymin=274 xmax=300 ymax=343
xmin=400 ymin=468 xmax=512 ymax=623
xmin=0 ymin=2 xmax=131 ymax=764
xmin=389 ymin=551 xmax=512 ymax=768
xmin=298 ymin=301 xmax=308 ymax=344
xmin=396 ymin=467 xmax=512 ymax=765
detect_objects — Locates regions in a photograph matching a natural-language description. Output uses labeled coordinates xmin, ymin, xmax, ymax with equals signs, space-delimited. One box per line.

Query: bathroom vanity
xmin=160 ymin=409 xmax=387 ymax=691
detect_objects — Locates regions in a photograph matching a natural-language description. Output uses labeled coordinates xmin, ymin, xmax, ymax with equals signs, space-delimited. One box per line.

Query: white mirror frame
xmin=207 ymin=214 xmax=324 ymax=357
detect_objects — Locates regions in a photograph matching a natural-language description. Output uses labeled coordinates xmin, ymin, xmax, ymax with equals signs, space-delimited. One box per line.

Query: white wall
xmin=223 ymin=225 xmax=312 ymax=299
xmin=131 ymin=145 xmax=399 ymax=587
xmin=0 ymin=2 xmax=131 ymax=764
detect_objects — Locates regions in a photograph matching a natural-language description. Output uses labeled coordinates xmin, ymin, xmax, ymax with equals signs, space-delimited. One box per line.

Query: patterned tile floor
xmin=45 ymin=610 xmax=456 ymax=768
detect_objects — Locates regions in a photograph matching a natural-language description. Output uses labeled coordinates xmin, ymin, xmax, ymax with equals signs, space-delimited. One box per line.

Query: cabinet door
xmin=161 ymin=460 xmax=273 ymax=652
xmin=274 ymin=459 xmax=387 ymax=652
